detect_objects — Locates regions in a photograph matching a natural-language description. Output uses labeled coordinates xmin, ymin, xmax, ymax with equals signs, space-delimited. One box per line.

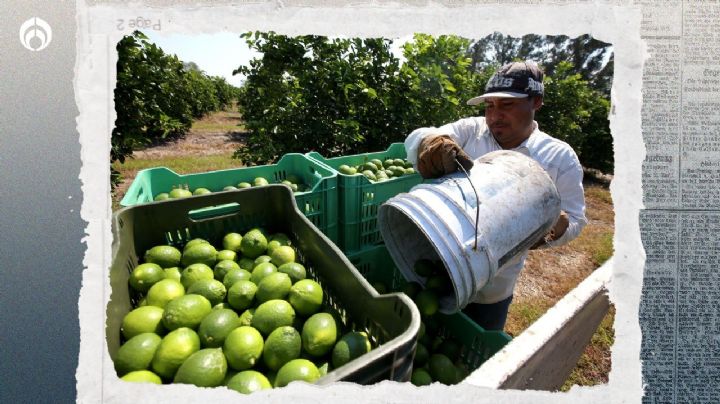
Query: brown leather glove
xmin=530 ymin=210 xmax=570 ymax=250
xmin=417 ymin=135 xmax=474 ymax=179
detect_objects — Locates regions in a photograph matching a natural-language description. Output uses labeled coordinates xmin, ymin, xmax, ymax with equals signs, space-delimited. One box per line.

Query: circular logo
xmin=19 ymin=17 xmax=52 ymax=52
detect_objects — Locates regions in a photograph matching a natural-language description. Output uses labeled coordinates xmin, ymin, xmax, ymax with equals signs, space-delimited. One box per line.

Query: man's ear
xmin=532 ymin=96 xmax=544 ymax=111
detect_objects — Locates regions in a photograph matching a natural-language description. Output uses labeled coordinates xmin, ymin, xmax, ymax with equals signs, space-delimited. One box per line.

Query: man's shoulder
xmin=530 ymin=130 xmax=579 ymax=163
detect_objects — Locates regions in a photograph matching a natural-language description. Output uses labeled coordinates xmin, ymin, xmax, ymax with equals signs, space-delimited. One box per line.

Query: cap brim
xmin=466 ymin=91 xmax=529 ymax=106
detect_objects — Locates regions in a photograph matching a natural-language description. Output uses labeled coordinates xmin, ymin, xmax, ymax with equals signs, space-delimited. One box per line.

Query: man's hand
xmin=417 ymin=135 xmax=474 ymax=179
xmin=530 ymin=210 xmax=570 ymax=249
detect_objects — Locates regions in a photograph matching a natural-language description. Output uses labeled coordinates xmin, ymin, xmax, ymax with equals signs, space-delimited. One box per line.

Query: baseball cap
xmin=467 ymin=61 xmax=545 ymax=105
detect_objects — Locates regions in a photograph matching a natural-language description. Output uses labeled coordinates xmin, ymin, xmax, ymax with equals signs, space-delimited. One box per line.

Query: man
xmin=404 ymin=61 xmax=587 ymax=331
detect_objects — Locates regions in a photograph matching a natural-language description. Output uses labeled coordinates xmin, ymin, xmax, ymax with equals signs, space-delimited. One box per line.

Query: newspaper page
xmin=639 ymin=0 xmax=720 ymax=403
xmin=64 ymin=0 xmax=714 ymax=403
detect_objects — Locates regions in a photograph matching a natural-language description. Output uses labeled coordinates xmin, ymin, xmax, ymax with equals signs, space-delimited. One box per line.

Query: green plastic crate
xmin=306 ymin=143 xmax=423 ymax=253
xmin=119 ymin=153 xmax=338 ymax=244
xmin=108 ymin=185 xmax=420 ymax=385
xmin=347 ymin=244 xmax=512 ymax=373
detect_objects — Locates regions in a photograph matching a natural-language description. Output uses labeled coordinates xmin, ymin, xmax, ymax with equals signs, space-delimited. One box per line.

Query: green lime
xmin=278 ymin=262 xmax=306 ymax=284
xmin=415 ymin=290 xmax=439 ymax=317
xmin=414 ymin=259 xmax=435 ymax=277
xmin=213 ymin=302 xmax=233 ymax=311
xmin=256 ymin=272 xmax=292 ymax=303
xmin=122 ymin=306 xmax=165 ymax=340
xmin=214 ymin=260 xmax=240 ymax=282
xmin=146 ymin=279 xmax=185 ymax=309
xmin=151 ymin=327 xmax=200 ymax=380
xmin=274 ymin=359 xmax=320 ymax=387
xmin=428 ymin=354 xmax=456 ymax=385
xmin=223 ymin=326 xmax=264 ymax=370
xmin=162 ymin=294 xmax=212 ymax=331
xmin=237 ymin=182 xmax=252 ymax=189
xmin=187 ymin=279 xmax=227 ymax=307
xmin=183 ymin=238 xmax=209 ymax=251
xmin=287 ymin=279 xmax=323 ymax=317
xmin=285 ymin=174 xmax=301 ymax=184
xmin=181 ymin=243 xmax=218 ymax=268
xmin=253 ymin=177 xmax=269 ymax=187
xmin=438 ymin=338 xmax=462 ymax=362
xmin=331 ymin=332 xmax=372 ymax=369
xmin=144 ymin=245 xmax=182 ymax=269
xmin=413 ymin=343 xmax=429 ymax=367
xmin=154 ymin=193 xmax=170 ymax=202
xmin=226 ymin=370 xmax=272 ymax=394
xmin=238 ymin=308 xmax=255 ymax=327
xmin=224 ymin=185 xmax=238 ymax=191
xmin=169 ymin=188 xmax=192 ymax=198
xmin=222 ymin=232 xmax=243 ymax=253
xmin=222 ymin=268 xmax=252 ymax=290
xmin=263 ymin=326 xmax=302 ymax=371
xmin=411 ymin=368 xmax=433 ymax=386
xmin=254 ymin=255 xmax=273 ymax=266
xmin=251 ymin=262 xmax=278 ymax=284
xmin=401 ymin=282 xmax=422 ymax=299
xmin=114 ymin=333 xmax=162 ymax=376
xmin=129 ymin=263 xmax=166 ymax=293
xmin=301 ymin=313 xmax=337 ymax=357
xmin=173 ymin=348 xmax=227 ymax=387
xmin=270 ymin=246 xmax=295 ymax=267
xmin=426 ymin=274 xmax=451 ymax=292
xmin=251 ymin=299 xmax=296 ymax=336
xmin=241 ymin=229 xmax=268 ymax=259
xmin=237 ymin=257 xmax=255 ymax=271
xmin=216 ymin=250 xmax=237 ymax=262
xmin=180 ymin=263 xmax=214 ymax=290
xmin=193 ymin=187 xmax=211 ymax=195
xmin=120 ymin=370 xmax=162 ymax=384
xmin=227 ymin=280 xmax=258 ymax=311
xmin=164 ymin=267 xmax=182 ymax=282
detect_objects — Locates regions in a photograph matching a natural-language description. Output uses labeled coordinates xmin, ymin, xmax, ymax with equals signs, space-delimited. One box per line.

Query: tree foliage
xmin=112 ymin=31 xmax=239 ymax=187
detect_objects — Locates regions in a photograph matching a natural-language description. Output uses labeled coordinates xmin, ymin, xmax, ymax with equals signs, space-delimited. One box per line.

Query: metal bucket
xmin=377 ymin=150 xmax=561 ymax=313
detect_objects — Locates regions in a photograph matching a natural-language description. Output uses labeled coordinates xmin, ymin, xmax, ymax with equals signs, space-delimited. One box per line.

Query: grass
xmin=112 ymin=153 xmax=240 ymax=175
xmin=561 ymin=305 xmax=615 ymax=391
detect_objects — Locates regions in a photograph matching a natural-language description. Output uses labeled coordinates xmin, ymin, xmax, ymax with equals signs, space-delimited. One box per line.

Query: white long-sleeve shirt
xmin=405 ymin=116 xmax=588 ymax=304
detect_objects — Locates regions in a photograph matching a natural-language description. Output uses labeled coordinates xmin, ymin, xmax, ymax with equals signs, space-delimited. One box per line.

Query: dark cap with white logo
xmin=467 ymin=61 xmax=545 ymax=105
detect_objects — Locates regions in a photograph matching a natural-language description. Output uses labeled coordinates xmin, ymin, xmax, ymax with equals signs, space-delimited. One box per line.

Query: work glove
xmin=530 ymin=210 xmax=570 ymax=250
xmin=417 ymin=135 xmax=474 ymax=179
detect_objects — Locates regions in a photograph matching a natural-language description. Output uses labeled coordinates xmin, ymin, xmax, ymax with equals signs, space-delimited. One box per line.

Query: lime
xmin=223 ymin=326 xmax=264 ymax=370
xmin=287 ymin=279 xmax=323 ymax=317
xmin=183 ymin=238 xmax=209 ymax=251
xmin=122 ymin=306 xmax=165 ymax=340
xmin=278 ymin=262 xmax=306 ymax=284
xmin=438 ymin=338 xmax=462 ymax=362
xmin=274 ymin=359 xmax=320 ymax=387
xmin=187 ymin=279 xmax=227 ymax=307
xmin=237 ymin=257 xmax=255 ymax=271
xmin=401 ymin=282 xmax=422 ymax=299
xmin=224 ymin=186 xmax=238 ymax=191
xmin=181 ymin=243 xmax=218 ymax=268
xmin=154 ymin=193 xmax=170 ymax=202
xmin=331 ymin=332 xmax=372 ymax=369
xmin=173 ymin=348 xmax=227 ymax=387
xmin=302 ymin=313 xmax=337 ymax=357
xmin=256 ymin=272 xmax=292 ymax=303
xmin=383 ymin=159 xmax=394 ymax=168
xmin=222 ymin=232 xmax=243 ymax=253
xmin=120 ymin=370 xmax=162 ymax=384
xmin=270 ymin=232 xmax=292 ymax=246
xmin=404 ymin=167 xmax=416 ymax=175
xmin=151 ymin=327 xmax=200 ymax=380
xmin=193 ymin=187 xmax=211 ymax=196
xmin=114 ymin=333 xmax=162 ymax=376
xmin=253 ymin=177 xmax=269 ymax=187
xmin=426 ymin=274 xmax=451 ymax=293
xmin=428 ymin=354 xmax=457 ymax=385
xmin=370 ymin=158 xmax=384 ymax=169
xmin=164 ymin=267 xmax=182 ymax=282
xmin=214 ymin=260 xmax=240 ymax=282
xmin=415 ymin=290 xmax=439 ymax=317
xmin=285 ymin=174 xmax=301 ymax=184
xmin=180 ymin=263 xmax=214 ymax=290
xmin=411 ymin=368 xmax=433 ymax=386
xmin=270 ymin=246 xmax=295 ymax=267
xmin=393 ymin=158 xmax=405 ymax=166
xmin=169 ymin=188 xmax=192 ymax=198
xmin=414 ymin=259 xmax=435 ymax=277
xmin=237 ymin=182 xmax=252 ymax=189
xmin=226 ymin=370 xmax=272 ymax=394
xmin=317 ymin=361 xmax=330 ymax=377
xmin=162 ymin=294 xmax=212 ymax=331
xmin=413 ymin=343 xmax=429 ymax=367
xmin=146 ymin=279 xmax=185 ymax=309
xmin=250 ymin=262 xmax=277 ymax=284
xmin=144 ymin=245 xmax=182 ymax=268
xmin=338 ymin=165 xmax=357 ymax=175
xmin=251 ymin=299 xmax=296 ymax=336
xmin=238 ymin=308 xmax=255 ymax=327
xmin=129 ymin=263 xmax=166 ymax=293
xmin=253 ymin=255 xmax=272 ymax=266
xmin=222 ymin=268 xmax=252 ymax=290
xmin=263 ymin=326 xmax=302 ymax=371
xmin=240 ymin=229 xmax=268 ymax=259
xmin=213 ymin=302 xmax=233 ymax=311
xmin=227 ymin=280 xmax=258 ymax=311
xmin=216 ymin=250 xmax=237 ymax=262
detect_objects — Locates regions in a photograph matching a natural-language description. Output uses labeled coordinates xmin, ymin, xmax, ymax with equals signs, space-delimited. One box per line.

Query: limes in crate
xmin=154 ymin=193 xmax=170 ymax=202
xmin=251 ymin=299 xmax=296 ymax=336
xmin=214 ymin=260 xmax=240 ymax=282
xmin=302 ymin=313 xmax=337 ymax=357
xmin=254 ymin=255 xmax=272 ymax=266
xmin=411 ymin=368 xmax=432 ymax=386
xmin=164 ymin=267 xmax=182 ymax=282
xmin=122 ymin=306 xmax=166 ymax=340
xmin=415 ymin=290 xmax=439 ymax=317
xmin=223 ymin=326 xmax=264 ymax=370
xmin=114 ymin=333 xmax=162 ymax=376
xmin=253 ymin=177 xmax=269 ymax=187
xmin=198 ymin=309 xmax=240 ymax=348
xmin=274 ymin=359 xmax=321 ymax=387
xmin=238 ymin=308 xmax=255 ymax=327
xmin=181 ymin=263 xmax=214 ymax=289
xmin=288 ymin=279 xmax=323 ymax=316
xmin=256 ymin=273 xmax=293 ymax=303
xmin=162 ymin=294 xmax=212 ymax=331
xmin=428 ymin=354 xmax=457 ymax=385
xmin=338 ymin=164 xmax=357 ymax=175
xmin=278 ymin=262 xmax=306 ymax=284
xmin=331 ymin=331 xmax=372 ymax=369
xmin=181 ymin=243 xmax=218 ymax=268
xmin=193 ymin=187 xmax=212 ymax=196
xmin=263 ymin=326 xmax=302 ymax=371
xmin=237 ymin=182 xmax=252 ymax=189
xmin=223 ymin=268 xmax=252 ymax=290
xmin=226 ymin=370 xmax=272 ymax=394
xmin=151 ymin=327 xmax=201 ymax=380
xmin=146 ymin=279 xmax=185 ymax=309
xmin=224 ymin=186 xmax=238 ymax=191
xmin=144 ymin=245 xmax=182 ymax=268
xmin=121 ymin=370 xmax=163 ymax=384
xmin=413 ymin=343 xmax=429 ymax=367
xmin=227 ymin=280 xmax=258 ymax=311
xmin=169 ymin=188 xmax=192 ymax=199
xmin=251 ymin=262 xmax=278 ymax=284
xmin=241 ymin=228 xmax=268 ymax=259
xmin=173 ymin=348 xmax=227 ymax=387
xmin=184 ymin=238 xmax=209 ymax=252
xmin=216 ymin=250 xmax=237 ymax=262
xmin=129 ymin=263 xmax=166 ymax=293
xmin=270 ymin=246 xmax=295 ymax=267
xmin=187 ymin=279 xmax=227 ymax=307
xmin=238 ymin=257 xmax=255 ymax=271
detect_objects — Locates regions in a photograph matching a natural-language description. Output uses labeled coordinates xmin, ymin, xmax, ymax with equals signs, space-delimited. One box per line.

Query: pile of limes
xmin=153 ymin=174 xmax=308 ymax=201
xmin=372 ymin=259 xmax=469 ymax=386
xmin=336 ymin=158 xmax=415 ymax=183
xmin=115 ymin=228 xmax=373 ymax=393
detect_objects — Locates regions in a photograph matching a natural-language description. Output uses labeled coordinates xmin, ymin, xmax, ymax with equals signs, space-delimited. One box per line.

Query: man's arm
xmin=546 ymin=155 xmax=587 ymax=247
xmin=404 ymin=119 xmax=478 ymax=178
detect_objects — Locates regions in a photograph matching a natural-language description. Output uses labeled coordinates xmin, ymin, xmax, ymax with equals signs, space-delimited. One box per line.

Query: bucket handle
xmin=455 ymin=157 xmax=480 ymax=251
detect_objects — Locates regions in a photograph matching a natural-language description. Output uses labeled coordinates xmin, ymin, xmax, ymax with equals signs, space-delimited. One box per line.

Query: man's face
xmin=483 ymin=96 xmax=542 ymax=149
